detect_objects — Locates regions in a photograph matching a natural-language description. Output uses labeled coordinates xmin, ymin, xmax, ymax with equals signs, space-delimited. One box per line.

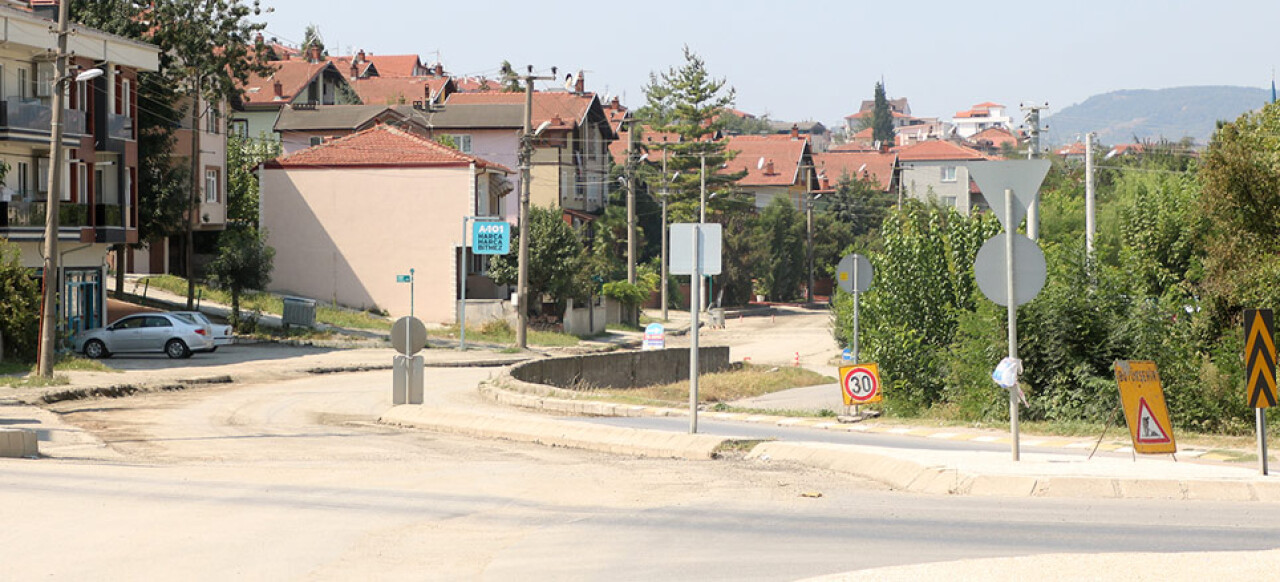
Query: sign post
xmin=670 ymin=223 xmax=722 ymax=434
xmin=1113 ymin=360 xmax=1177 ymax=455
xmin=836 ymin=253 xmax=873 ymax=363
xmin=968 ymin=159 xmax=1051 ymax=462
xmin=459 ymin=217 xmax=509 ymax=350
xmin=391 ymin=315 xmax=428 ymax=405
xmin=1245 ymin=309 xmax=1276 ymax=475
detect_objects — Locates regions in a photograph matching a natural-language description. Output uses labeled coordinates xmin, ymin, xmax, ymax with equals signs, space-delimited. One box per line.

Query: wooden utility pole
xmin=515 ymin=65 xmax=556 ymax=349
xmin=37 ymin=0 xmax=71 ymax=377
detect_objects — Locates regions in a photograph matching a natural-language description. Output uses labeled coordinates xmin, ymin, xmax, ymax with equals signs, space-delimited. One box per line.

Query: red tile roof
xmin=238 ymin=60 xmax=332 ymax=108
xmin=265 ymin=124 xmax=511 ymax=172
xmin=895 ymin=140 xmax=988 ymax=162
xmin=969 ymin=127 xmax=1019 ymax=149
xmin=813 ymin=151 xmax=897 ymax=192
xmin=446 ymin=91 xmax=594 ymax=130
xmin=364 ymin=54 xmax=423 ymax=78
xmin=1057 ymin=142 xmax=1087 ymax=156
xmin=350 ymin=76 xmax=450 ymax=105
xmin=722 ymin=134 xmax=810 ymax=187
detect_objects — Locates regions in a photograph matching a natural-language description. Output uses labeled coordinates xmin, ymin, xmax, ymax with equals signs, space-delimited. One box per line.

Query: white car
xmin=75 ymin=313 xmax=215 ymax=359
xmin=170 ymin=311 xmax=234 ymax=351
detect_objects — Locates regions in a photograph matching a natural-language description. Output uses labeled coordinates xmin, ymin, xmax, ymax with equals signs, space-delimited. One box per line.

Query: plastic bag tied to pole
xmin=992 ymin=357 xmax=1027 ymax=405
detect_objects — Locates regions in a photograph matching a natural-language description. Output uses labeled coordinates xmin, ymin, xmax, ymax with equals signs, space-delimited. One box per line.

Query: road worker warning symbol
xmin=840 ymin=363 xmax=882 ymax=405
xmin=1135 ymin=398 xmax=1171 ymax=444
xmin=1114 ymin=360 xmax=1177 ymax=454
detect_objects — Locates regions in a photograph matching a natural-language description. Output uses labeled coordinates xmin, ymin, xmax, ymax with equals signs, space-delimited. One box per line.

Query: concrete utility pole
xmin=187 ymin=76 xmax=202 ymax=309
xmin=660 ymin=148 xmax=672 ymax=322
xmin=1085 ymin=132 xmax=1096 ymax=256
xmin=804 ymin=166 xmax=815 ymax=304
xmin=698 ymin=153 xmax=708 ymax=312
xmin=515 ymin=65 xmax=556 ymax=350
xmin=37 ymin=0 xmax=71 ymax=377
xmin=1021 ymin=102 xmax=1049 ymax=240
xmin=625 ymin=122 xmax=636 ymax=285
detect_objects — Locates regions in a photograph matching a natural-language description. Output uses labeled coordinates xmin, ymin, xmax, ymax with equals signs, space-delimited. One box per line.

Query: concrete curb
xmin=746 ymin=441 xmax=1280 ymax=502
xmin=0 ymin=428 xmax=38 ymax=458
xmin=380 ymin=405 xmax=729 ymax=460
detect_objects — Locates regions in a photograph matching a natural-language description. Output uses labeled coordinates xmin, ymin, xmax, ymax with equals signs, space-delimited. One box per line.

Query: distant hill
xmin=1045 ymin=86 xmax=1270 ymax=146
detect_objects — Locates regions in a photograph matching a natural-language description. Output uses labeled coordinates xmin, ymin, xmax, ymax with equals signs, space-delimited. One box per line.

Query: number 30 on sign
xmin=840 ymin=363 xmax=882 ymax=405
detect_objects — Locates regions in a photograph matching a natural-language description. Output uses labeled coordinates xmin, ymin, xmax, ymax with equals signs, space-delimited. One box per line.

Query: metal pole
xmin=689 ymin=225 xmax=701 ymax=434
xmin=626 ymin=124 xmax=636 ymax=285
xmin=460 ymin=217 xmax=467 ymax=350
xmin=806 ymin=192 xmax=814 ymax=304
xmin=187 ymin=74 xmax=201 ymax=309
xmin=37 ymin=0 xmax=69 ymax=377
xmin=852 ymin=261 xmax=860 ymax=363
xmin=410 ymin=268 xmax=415 ymax=319
xmin=699 ymin=154 xmax=707 ymax=313
xmin=1259 ymin=408 xmax=1270 ymax=476
xmin=1005 ymin=188 xmax=1020 ymax=461
xmin=1085 ymin=132 xmax=1096 ymax=256
xmin=660 ymin=153 xmax=669 ymax=322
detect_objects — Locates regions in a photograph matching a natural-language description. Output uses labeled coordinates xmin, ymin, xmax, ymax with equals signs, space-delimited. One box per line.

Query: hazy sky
xmin=259 ymin=0 xmax=1277 ymax=129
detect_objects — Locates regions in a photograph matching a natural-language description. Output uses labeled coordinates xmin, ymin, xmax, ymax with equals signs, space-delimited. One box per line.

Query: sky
xmin=259 ymin=0 xmax=1279 ymax=130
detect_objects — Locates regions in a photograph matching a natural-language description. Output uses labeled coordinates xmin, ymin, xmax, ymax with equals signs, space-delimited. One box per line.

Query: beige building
xmin=259 ymin=124 xmax=512 ymax=322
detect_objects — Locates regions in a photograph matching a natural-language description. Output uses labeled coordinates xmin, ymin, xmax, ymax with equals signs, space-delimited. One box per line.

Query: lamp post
xmin=515 ymin=65 xmax=556 ymax=350
xmin=37 ymin=1 xmax=104 ymax=377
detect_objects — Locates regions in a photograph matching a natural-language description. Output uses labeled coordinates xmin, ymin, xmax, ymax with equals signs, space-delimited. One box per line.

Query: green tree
xmin=206 ymin=227 xmax=274 ymax=331
xmin=488 ymin=206 xmax=585 ymax=315
xmin=755 ymin=197 xmax=805 ymax=301
xmin=226 ymin=131 xmax=279 ymax=228
xmin=870 ymin=82 xmax=895 ymax=147
xmin=0 ymin=240 xmax=40 ymax=362
xmin=300 ymin=24 xmax=326 ymax=57
xmin=634 ymin=46 xmax=744 ymax=223
xmin=497 ymin=61 xmax=523 ymax=92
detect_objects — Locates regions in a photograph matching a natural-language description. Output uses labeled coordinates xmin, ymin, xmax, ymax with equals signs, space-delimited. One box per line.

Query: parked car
xmin=75 ymin=312 xmax=215 ymax=359
xmin=170 ymin=311 xmax=234 ymax=351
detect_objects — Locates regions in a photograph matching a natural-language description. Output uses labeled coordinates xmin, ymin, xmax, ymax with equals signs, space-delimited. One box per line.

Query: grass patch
xmin=606 ymin=322 xmax=643 ymax=333
xmin=436 ymin=320 xmax=580 ymax=348
xmin=136 ymin=275 xmax=391 ymax=331
xmin=592 ymin=363 xmax=833 ymax=406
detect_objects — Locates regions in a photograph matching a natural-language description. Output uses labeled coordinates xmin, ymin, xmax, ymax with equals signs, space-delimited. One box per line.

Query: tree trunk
xmin=0 ymin=329 xmax=5 ymax=364
xmin=114 ymin=245 xmax=125 ymax=297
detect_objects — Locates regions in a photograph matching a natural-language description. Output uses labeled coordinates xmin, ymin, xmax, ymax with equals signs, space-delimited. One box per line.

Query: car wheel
xmin=84 ymin=339 xmax=109 ymax=359
xmin=209 ymin=346 xmax=218 ymax=353
xmin=165 ymin=339 xmax=190 ymax=359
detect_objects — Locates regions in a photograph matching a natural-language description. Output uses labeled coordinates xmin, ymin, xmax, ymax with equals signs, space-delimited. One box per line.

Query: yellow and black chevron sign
xmin=1246 ymin=309 xmax=1278 ymax=409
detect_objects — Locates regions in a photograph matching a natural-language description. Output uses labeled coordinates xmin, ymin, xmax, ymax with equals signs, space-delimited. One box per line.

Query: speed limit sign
xmin=840 ymin=363 xmax=882 ymax=405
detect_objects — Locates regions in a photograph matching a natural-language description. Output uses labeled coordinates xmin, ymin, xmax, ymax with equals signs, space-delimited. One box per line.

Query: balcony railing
xmin=94 ymin=203 xmax=127 ymax=228
xmin=3 ymin=98 xmax=86 ymax=135
xmin=0 ymin=200 xmax=89 ymax=228
xmin=108 ymin=113 xmax=133 ymax=140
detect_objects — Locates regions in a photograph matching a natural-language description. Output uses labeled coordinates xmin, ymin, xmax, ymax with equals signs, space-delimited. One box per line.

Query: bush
xmin=0 ymin=241 xmax=39 ymax=362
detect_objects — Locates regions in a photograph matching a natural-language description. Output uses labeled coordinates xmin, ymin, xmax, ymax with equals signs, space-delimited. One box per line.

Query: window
xmin=121 ymin=78 xmax=131 ymax=116
xmin=17 ymin=161 xmax=28 ymax=198
xmin=470 ymin=254 xmax=489 ymax=275
xmin=449 ymin=134 xmax=472 ymax=153
xmin=229 ymin=119 xmax=248 ymax=138
xmin=204 ymin=168 xmax=219 ymax=204
xmin=309 ymin=136 xmax=323 ymax=147
xmin=74 ymin=79 xmax=87 ymax=111
xmin=941 ymin=166 xmax=957 ymax=182
xmin=205 ymin=106 xmax=220 ymax=134
xmin=942 ymin=196 xmax=957 ymax=208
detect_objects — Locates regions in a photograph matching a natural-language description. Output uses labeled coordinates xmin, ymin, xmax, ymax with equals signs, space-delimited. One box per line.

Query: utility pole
xmin=698 ymin=153 xmax=707 ymax=312
xmin=1085 ymin=132 xmax=1096 ymax=256
xmin=187 ymin=75 xmax=202 ymax=309
xmin=515 ymin=65 xmax=556 ymax=350
xmin=804 ymin=165 xmax=815 ymax=304
xmin=625 ymin=121 xmax=636 ymax=286
xmin=1021 ymin=102 xmax=1049 ymax=240
xmin=37 ymin=0 xmax=71 ymax=377
xmin=660 ymin=146 xmax=672 ymax=322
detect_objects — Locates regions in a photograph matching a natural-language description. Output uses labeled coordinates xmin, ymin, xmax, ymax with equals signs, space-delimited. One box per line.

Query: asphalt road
xmin=8 ymin=369 xmax=1280 ymax=581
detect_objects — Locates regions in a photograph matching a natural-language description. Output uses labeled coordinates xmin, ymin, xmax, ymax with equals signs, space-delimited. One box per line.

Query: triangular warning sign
xmin=1135 ymin=398 xmax=1171 ymax=444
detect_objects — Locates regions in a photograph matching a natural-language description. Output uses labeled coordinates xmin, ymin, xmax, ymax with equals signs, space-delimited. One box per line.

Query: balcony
xmin=3 ymin=98 xmax=86 ymax=135
xmin=0 ymin=200 xmax=89 ymax=228
xmin=108 ymin=113 xmax=133 ymax=140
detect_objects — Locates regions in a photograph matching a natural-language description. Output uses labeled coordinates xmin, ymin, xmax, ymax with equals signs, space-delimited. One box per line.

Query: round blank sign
xmin=837 ymin=253 xmax=873 ymax=293
xmin=973 ymin=233 xmax=1047 ymax=307
xmin=391 ymin=316 xmax=428 ymax=355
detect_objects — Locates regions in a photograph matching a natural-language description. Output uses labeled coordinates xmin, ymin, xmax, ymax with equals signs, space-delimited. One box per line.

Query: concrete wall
xmin=511 ymin=347 xmax=732 ymax=390
xmin=899 ymin=161 xmax=975 ymax=214
xmin=562 ymin=297 xmax=606 ymax=336
xmin=260 ymin=165 xmax=472 ymax=322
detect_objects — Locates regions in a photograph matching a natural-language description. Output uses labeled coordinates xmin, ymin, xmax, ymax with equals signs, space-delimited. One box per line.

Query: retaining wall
xmin=511 ymin=347 xmax=731 ymax=390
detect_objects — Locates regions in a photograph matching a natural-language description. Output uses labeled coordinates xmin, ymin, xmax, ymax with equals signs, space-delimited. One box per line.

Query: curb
xmin=747 ymin=441 xmax=1280 ymax=502
xmin=379 ymin=405 xmax=729 ymax=460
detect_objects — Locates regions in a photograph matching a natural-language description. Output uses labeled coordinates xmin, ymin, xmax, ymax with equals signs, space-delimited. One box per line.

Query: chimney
xmin=356 ymin=49 xmax=365 ymax=64
xmin=575 ymin=71 xmax=585 ymax=94
xmin=790 ymin=124 xmax=799 ymax=140
xmin=435 ymin=62 xmax=444 ymax=77
xmin=765 ymin=160 xmax=775 ymax=175
xmin=822 ymin=176 xmax=831 ymax=190
xmin=307 ymin=44 xmax=321 ymax=63
xmin=349 ymin=63 xmax=358 ymax=80
xmin=272 ymin=79 xmax=283 ymax=99
xmin=552 ymin=113 xmax=563 ymax=126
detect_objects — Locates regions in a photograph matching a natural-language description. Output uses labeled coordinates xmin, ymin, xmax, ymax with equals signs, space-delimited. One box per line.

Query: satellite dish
xmin=565 ymin=71 xmax=579 ymax=91
xmin=857 ymin=163 xmax=867 ymax=173
xmin=533 ymin=120 xmax=551 ymax=136
xmin=638 ymin=153 xmax=649 ymax=163
xmin=671 ymin=171 xmax=680 ymax=181
xmin=756 ymin=157 xmax=765 ymax=170
xmin=602 ymin=92 xmax=612 ymax=103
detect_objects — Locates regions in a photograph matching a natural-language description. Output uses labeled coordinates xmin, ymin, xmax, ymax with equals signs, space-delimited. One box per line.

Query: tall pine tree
xmin=871 ymin=81 xmax=895 ymax=148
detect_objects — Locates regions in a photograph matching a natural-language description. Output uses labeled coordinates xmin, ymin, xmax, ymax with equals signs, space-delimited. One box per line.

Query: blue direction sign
xmin=472 ymin=221 xmax=511 ymax=255
xmin=396 ymin=274 xmax=411 ymax=283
